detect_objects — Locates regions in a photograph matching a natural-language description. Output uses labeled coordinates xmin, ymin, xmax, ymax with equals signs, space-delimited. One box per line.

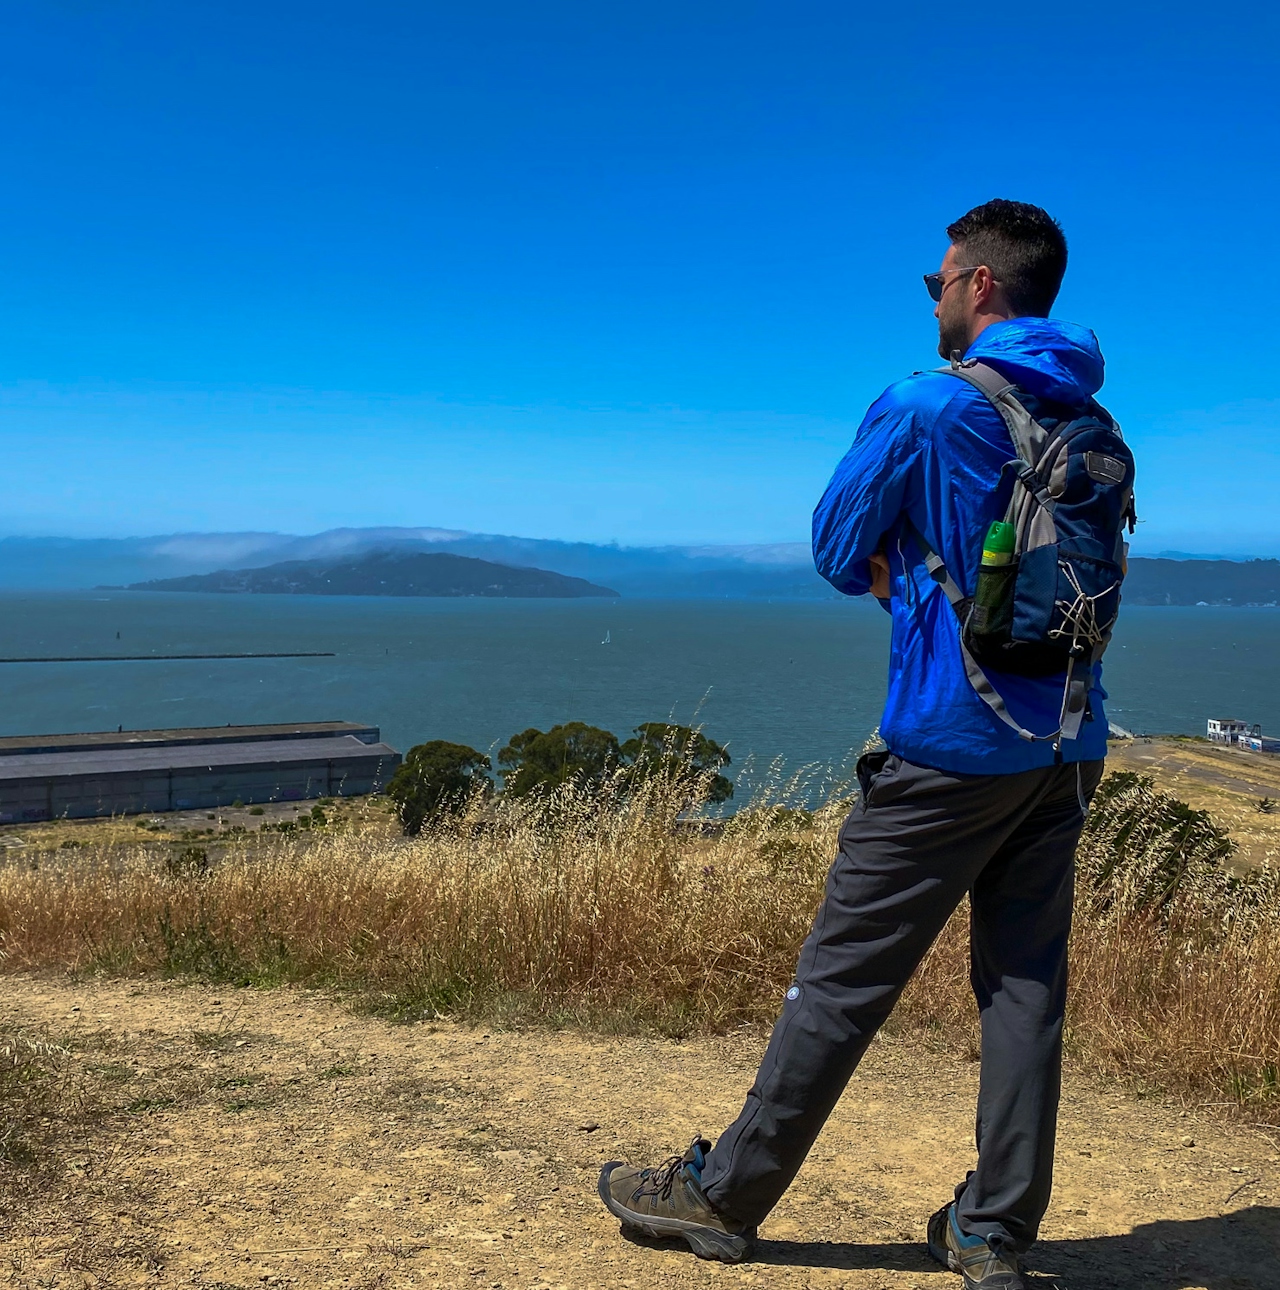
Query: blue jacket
xmin=812 ymin=317 xmax=1111 ymax=774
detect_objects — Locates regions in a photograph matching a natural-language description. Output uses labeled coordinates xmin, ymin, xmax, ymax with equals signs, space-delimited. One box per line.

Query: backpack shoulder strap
xmin=937 ymin=360 xmax=1058 ymax=514
xmin=903 ymin=518 xmax=967 ymax=612
xmin=938 ymin=357 xmax=1017 ymax=402
xmin=937 ymin=359 xmax=1048 ymax=470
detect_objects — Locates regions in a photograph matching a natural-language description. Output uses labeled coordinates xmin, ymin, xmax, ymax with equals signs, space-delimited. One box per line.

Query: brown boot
xmin=597 ymin=1135 xmax=755 ymax=1263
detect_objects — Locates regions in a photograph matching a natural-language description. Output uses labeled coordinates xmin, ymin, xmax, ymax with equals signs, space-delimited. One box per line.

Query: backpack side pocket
xmin=965 ymin=558 xmax=1017 ymax=643
xmin=1013 ymin=539 xmax=1122 ymax=654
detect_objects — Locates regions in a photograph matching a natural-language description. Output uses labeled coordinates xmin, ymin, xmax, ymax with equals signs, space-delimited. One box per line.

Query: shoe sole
xmin=597 ymin=1162 xmax=753 ymax=1263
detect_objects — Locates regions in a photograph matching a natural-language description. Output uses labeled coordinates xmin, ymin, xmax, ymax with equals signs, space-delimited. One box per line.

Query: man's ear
xmin=970 ymin=265 xmax=997 ymax=308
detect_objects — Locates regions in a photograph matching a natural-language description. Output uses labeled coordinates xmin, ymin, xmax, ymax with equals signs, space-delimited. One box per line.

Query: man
xmin=598 ymin=200 xmax=1115 ymax=1290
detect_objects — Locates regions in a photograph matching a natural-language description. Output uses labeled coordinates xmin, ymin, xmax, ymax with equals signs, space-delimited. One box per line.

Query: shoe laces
xmin=635 ymin=1151 xmax=687 ymax=1201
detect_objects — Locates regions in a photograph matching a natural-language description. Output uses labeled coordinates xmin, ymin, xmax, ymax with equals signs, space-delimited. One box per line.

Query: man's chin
xmin=937 ymin=329 xmax=967 ymax=362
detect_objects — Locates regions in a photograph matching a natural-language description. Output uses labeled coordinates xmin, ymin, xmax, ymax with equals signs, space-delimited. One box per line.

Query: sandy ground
xmin=2 ymin=978 xmax=1278 ymax=1290
xmin=1107 ymin=739 xmax=1280 ymax=869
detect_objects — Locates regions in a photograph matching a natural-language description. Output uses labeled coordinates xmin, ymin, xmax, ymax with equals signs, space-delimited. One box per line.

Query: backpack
xmin=907 ymin=358 xmax=1137 ymax=748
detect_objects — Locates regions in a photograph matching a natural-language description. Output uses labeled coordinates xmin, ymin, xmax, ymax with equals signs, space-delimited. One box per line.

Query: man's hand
xmin=868 ymin=551 xmax=890 ymax=599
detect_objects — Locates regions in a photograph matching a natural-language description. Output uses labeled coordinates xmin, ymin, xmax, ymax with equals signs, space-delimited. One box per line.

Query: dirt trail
xmin=2 ymin=977 xmax=1277 ymax=1290
xmin=1109 ymin=740 xmax=1280 ymax=801
xmin=1108 ymin=739 xmax=1280 ymax=868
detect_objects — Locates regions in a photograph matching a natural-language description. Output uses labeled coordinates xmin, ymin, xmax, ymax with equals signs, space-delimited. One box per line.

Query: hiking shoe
xmin=927 ymin=1202 xmax=1024 ymax=1290
xmin=597 ymin=1135 xmax=755 ymax=1263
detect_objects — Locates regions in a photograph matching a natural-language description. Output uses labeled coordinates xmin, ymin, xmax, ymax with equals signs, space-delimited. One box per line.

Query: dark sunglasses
xmin=923 ymin=265 xmax=980 ymax=303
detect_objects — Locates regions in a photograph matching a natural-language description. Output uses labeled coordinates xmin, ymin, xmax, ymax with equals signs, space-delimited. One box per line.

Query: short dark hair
xmin=946 ymin=199 xmax=1067 ymax=317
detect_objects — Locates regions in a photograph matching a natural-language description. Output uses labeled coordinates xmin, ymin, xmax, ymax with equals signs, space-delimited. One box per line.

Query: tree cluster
xmin=384 ymin=721 xmax=731 ymax=835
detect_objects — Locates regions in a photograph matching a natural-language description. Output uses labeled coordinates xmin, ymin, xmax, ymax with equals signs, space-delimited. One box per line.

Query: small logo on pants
xmin=786 ymin=986 xmax=800 ymax=1001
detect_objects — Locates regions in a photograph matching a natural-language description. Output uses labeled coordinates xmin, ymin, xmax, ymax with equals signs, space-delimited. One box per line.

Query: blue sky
xmin=1 ymin=1 xmax=1277 ymax=553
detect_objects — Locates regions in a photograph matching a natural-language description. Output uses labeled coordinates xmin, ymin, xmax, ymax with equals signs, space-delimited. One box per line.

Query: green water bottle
xmin=970 ymin=521 xmax=1016 ymax=638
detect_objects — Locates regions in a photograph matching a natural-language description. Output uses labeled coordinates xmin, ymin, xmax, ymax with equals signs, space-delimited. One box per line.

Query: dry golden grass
xmin=1 ymin=1032 xmax=73 ymax=1169
xmin=2 ymin=767 xmax=1278 ymax=1118
xmin=895 ymin=770 xmax=1280 ymax=1111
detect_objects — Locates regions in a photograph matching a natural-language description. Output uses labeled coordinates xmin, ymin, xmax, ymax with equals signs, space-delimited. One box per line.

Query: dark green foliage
xmin=1081 ymin=771 xmax=1235 ymax=913
xmin=166 ymin=846 xmax=210 ymax=878
xmin=386 ymin=740 xmax=493 ymax=834
xmin=621 ymin=722 xmax=733 ymax=804
xmin=158 ymin=908 xmax=249 ymax=983
xmin=496 ymin=720 xmax=734 ymax=805
xmin=497 ymin=723 xmax=621 ymax=799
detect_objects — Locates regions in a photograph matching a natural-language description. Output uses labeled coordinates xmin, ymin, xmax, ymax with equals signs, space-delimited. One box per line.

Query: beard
xmin=936 ymin=299 xmax=970 ymax=361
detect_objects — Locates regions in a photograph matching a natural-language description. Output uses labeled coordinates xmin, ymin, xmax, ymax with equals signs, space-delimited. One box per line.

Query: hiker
xmin=598 ymin=199 xmax=1136 ymax=1290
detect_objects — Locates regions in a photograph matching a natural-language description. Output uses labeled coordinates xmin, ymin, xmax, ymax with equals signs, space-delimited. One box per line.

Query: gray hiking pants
xmin=701 ymin=750 xmax=1105 ymax=1254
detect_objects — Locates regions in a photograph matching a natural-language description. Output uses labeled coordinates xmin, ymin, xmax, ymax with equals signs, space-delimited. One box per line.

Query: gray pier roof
xmin=0 ymin=721 xmax=382 ymax=758
xmin=0 ymin=734 xmax=399 ymax=783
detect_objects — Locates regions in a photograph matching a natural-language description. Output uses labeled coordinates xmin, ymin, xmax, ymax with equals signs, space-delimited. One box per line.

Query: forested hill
xmin=123 ymin=551 xmax=619 ymax=599
xmin=1123 ymin=558 xmax=1280 ymax=606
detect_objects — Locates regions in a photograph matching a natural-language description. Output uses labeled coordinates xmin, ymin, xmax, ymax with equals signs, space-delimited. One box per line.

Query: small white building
xmin=1208 ymin=718 xmax=1249 ymax=743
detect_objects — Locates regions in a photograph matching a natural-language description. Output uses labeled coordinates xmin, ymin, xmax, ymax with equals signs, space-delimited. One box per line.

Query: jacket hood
xmin=964 ymin=317 xmax=1104 ymax=404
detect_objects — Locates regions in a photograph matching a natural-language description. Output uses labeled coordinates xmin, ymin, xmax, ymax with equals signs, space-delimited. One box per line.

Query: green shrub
xmin=1080 ymin=771 xmax=1235 ymax=916
xmin=497 ymin=723 xmax=620 ymax=799
xmin=621 ymin=722 xmax=733 ymax=804
xmin=385 ymin=741 xmax=493 ymax=835
xmin=166 ymin=846 xmax=210 ymax=878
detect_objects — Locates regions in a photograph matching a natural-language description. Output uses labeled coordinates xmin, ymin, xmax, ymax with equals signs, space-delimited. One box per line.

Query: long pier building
xmin=0 ymin=721 xmax=401 ymax=822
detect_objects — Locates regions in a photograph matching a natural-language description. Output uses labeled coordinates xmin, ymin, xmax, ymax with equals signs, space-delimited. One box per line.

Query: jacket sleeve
xmin=811 ymin=387 xmax=922 ymax=596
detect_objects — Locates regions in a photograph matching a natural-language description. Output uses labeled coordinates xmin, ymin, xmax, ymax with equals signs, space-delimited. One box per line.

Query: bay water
xmin=1 ymin=592 xmax=1276 ymax=794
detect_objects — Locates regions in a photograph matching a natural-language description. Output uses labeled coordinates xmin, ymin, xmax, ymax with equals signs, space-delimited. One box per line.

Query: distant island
xmin=11 ymin=524 xmax=1280 ymax=602
xmin=119 ymin=551 xmax=619 ymax=599
xmin=1121 ymin=558 xmax=1280 ymax=607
